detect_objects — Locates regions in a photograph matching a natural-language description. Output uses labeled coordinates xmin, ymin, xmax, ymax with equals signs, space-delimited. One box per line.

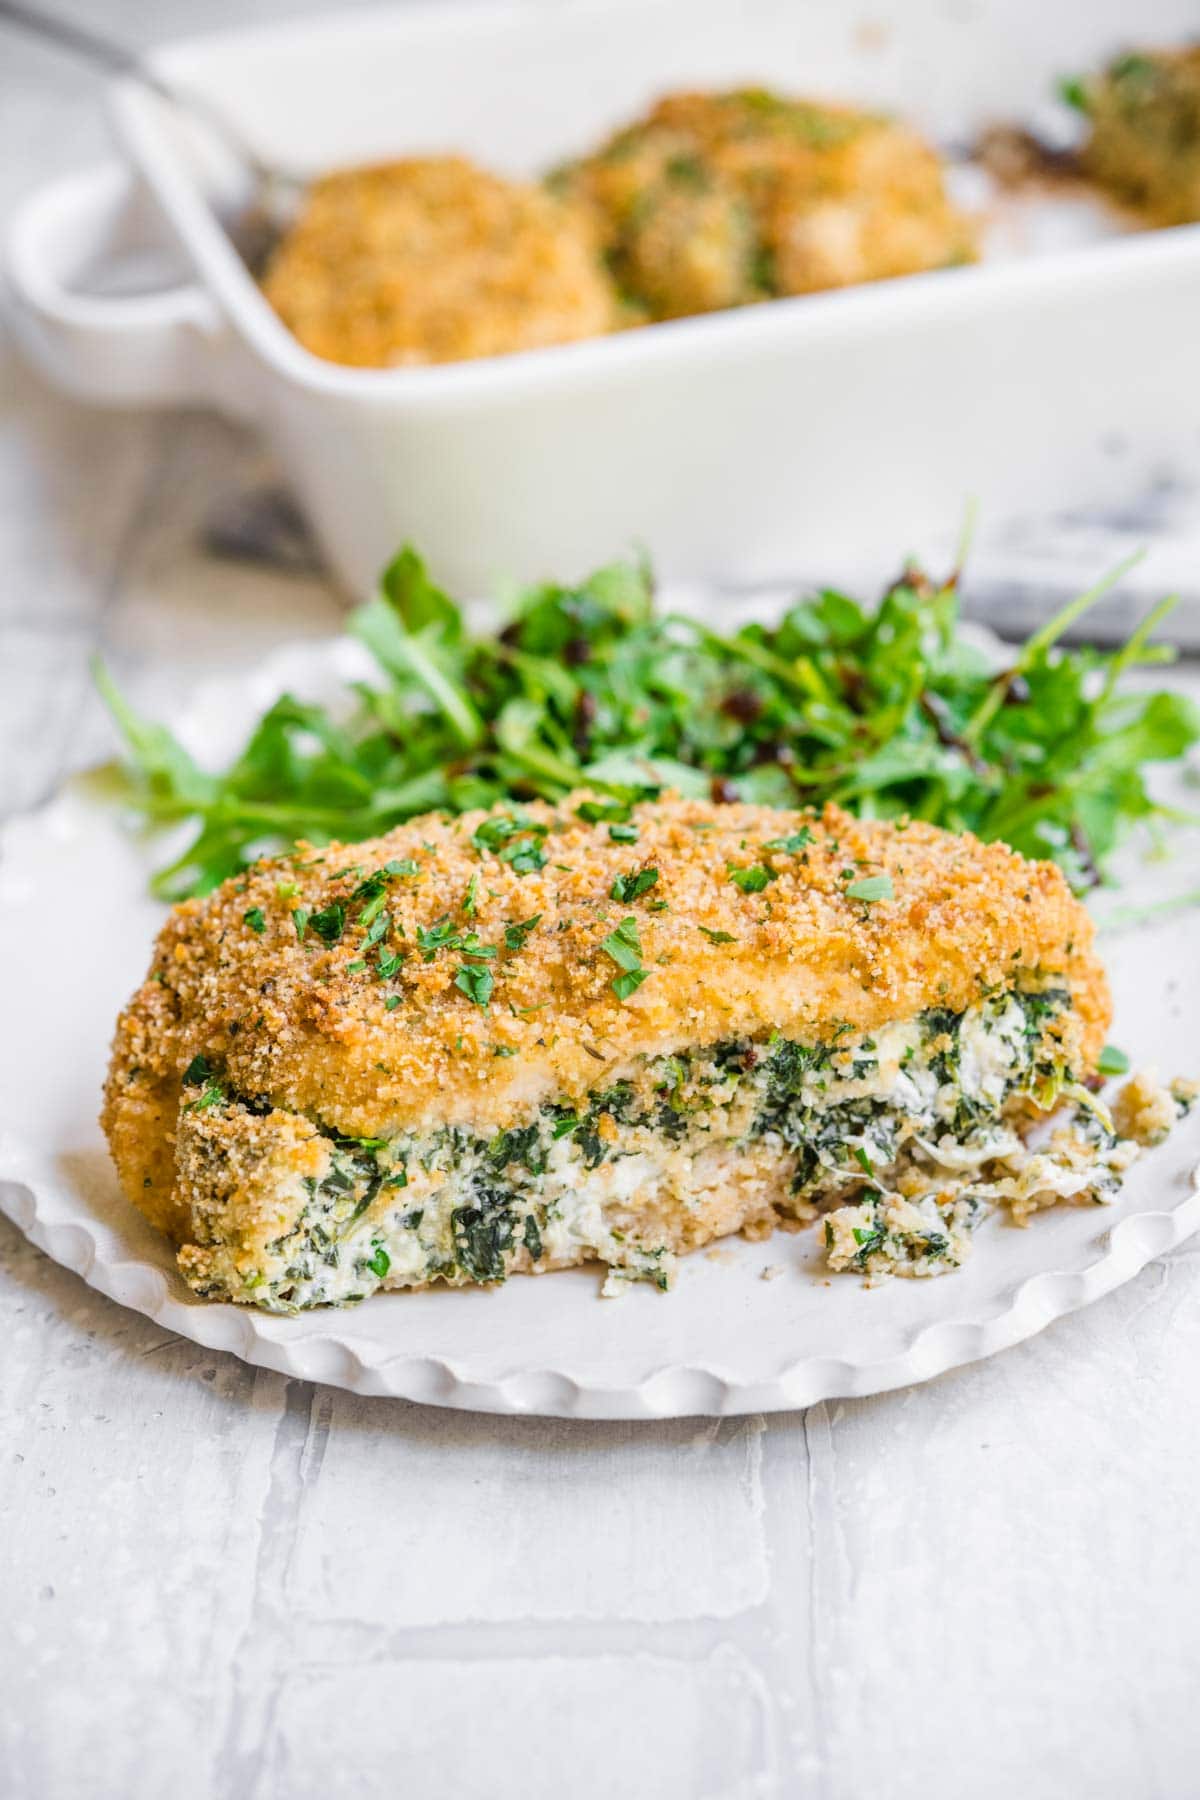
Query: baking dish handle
xmin=3 ymin=162 xmax=252 ymax=418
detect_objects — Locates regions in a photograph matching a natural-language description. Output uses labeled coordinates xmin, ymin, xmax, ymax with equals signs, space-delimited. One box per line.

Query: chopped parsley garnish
xmin=600 ymin=916 xmax=650 ymax=1000
xmin=383 ymin=995 xmax=402 ymax=1012
xmin=610 ymin=866 xmax=659 ymax=903
xmin=462 ymin=873 xmax=479 ymax=916
xmin=608 ymin=822 xmax=639 ymax=843
xmin=292 ymin=907 xmax=310 ymax=941
xmin=1098 ymin=1044 xmax=1131 ymax=1076
xmin=417 ymin=916 xmax=462 ymax=959
xmin=242 ymin=906 xmax=266 ymax=934
xmin=350 ymin=869 xmax=390 ymax=919
xmin=762 ymin=828 xmax=814 ymax=853
xmin=95 ymin=543 xmax=1200 ymax=904
xmin=503 ymin=914 xmax=542 ymax=952
xmin=501 ymin=839 xmax=548 ymax=875
xmin=601 ymin=916 xmax=642 ymax=972
xmin=728 ymin=864 xmax=777 ymax=894
xmin=472 ymin=813 xmax=527 ymax=852
xmin=361 ymin=910 xmax=392 ymax=951
xmin=845 ymin=875 xmax=894 ymax=904
xmin=472 ymin=810 xmax=549 ymax=874
xmin=183 ymin=1081 xmax=225 ymax=1113
xmin=576 ymin=798 xmax=630 ymax=825
xmin=308 ymin=902 xmax=347 ymax=945
xmin=356 ymin=890 xmax=387 ymax=930
xmin=455 ymin=962 xmax=494 ymax=1008
xmin=698 ymin=926 xmax=737 ymax=945
xmin=376 ymin=947 xmax=406 ymax=980
xmin=181 ymin=1053 xmax=213 ymax=1087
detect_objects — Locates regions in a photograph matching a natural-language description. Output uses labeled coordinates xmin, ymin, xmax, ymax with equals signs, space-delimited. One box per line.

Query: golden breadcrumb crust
xmin=554 ymin=87 xmax=976 ymax=317
xmin=1080 ymin=46 xmax=1200 ymax=227
xmin=102 ymin=796 xmax=1109 ymax=1242
xmin=261 ymin=155 xmax=617 ymax=367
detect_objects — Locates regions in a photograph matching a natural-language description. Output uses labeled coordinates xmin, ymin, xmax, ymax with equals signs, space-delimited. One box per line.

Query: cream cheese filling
xmin=177 ymin=984 xmax=1122 ymax=1311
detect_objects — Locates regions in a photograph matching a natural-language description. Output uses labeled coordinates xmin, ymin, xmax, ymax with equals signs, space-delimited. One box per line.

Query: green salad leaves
xmin=95 ymin=543 xmax=1198 ymax=900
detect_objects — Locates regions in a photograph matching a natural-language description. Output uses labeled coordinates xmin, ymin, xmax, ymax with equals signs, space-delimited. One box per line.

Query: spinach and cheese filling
xmin=104 ymin=796 xmax=1144 ymax=1311
xmin=172 ymin=987 xmax=1131 ymax=1311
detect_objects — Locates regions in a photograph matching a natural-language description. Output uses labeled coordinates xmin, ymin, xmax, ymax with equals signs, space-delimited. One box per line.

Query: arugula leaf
xmin=378 ymin=544 xmax=463 ymax=641
xmin=92 ymin=660 xmax=216 ymax=812
xmin=96 ymin=543 xmax=1200 ymax=904
xmin=353 ymin=545 xmax=482 ymax=750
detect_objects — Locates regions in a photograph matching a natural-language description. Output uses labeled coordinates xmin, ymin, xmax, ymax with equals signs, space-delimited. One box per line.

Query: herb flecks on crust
xmin=101 ymin=794 xmax=1111 ymax=1163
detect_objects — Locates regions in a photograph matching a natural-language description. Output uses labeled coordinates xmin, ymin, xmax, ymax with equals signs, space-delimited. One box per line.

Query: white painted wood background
xmin=4 ymin=6 xmax=1200 ymax=1797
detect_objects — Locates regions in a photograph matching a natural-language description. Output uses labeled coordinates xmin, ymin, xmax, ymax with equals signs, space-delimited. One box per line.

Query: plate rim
xmin=4 ymin=1127 xmax=1198 ymax=1418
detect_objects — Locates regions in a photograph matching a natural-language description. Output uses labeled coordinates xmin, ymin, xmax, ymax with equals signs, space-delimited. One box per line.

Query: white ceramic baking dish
xmin=5 ymin=0 xmax=1200 ymax=597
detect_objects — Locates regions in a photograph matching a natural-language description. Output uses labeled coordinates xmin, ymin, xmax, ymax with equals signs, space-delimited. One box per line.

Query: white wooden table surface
xmin=4 ymin=8 xmax=1200 ymax=1798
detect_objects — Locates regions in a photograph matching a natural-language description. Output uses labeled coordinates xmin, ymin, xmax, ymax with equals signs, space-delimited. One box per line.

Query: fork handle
xmin=0 ymin=1 xmax=170 ymax=93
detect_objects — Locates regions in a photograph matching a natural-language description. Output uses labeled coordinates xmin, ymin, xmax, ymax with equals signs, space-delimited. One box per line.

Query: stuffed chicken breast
xmin=103 ymin=796 xmax=1133 ymax=1311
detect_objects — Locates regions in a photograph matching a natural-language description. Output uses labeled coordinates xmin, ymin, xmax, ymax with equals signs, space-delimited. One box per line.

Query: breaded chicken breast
xmin=551 ymin=87 xmax=976 ymax=320
xmin=261 ymin=155 xmax=617 ymax=367
xmin=104 ymin=797 xmax=1121 ymax=1310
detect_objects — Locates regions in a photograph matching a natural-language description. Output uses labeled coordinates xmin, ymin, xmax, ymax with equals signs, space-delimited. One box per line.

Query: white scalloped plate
xmin=3 ymin=636 xmax=1199 ymax=1417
